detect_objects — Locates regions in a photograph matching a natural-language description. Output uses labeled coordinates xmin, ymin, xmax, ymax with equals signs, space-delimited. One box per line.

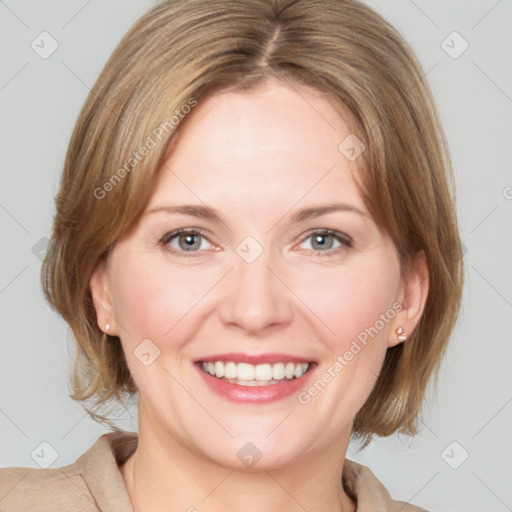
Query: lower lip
xmin=195 ymin=364 xmax=315 ymax=403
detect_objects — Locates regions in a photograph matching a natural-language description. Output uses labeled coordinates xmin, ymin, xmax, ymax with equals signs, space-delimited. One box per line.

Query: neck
xmin=121 ymin=403 xmax=356 ymax=512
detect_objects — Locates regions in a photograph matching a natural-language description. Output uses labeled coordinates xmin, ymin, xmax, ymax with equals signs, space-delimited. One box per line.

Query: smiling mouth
xmin=200 ymin=361 xmax=312 ymax=387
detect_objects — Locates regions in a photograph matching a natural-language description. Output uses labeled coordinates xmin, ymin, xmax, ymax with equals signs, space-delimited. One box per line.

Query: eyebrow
xmin=287 ymin=203 xmax=368 ymax=223
xmin=145 ymin=205 xmax=222 ymax=221
xmin=145 ymin=202 xmax=367 ymax=223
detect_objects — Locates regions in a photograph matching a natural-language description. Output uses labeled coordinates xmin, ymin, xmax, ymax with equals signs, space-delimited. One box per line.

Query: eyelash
xmin=298 ymin=229 xmax=353 ymax=255
xmin=160 ymin=228 xmax=213 ymax=258
xmin=159 ymin=228 xmax=353 ymax=257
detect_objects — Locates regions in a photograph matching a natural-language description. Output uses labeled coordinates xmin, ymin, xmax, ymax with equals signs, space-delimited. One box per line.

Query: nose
xmin=217 ymin=253 xmax=294 ymax=335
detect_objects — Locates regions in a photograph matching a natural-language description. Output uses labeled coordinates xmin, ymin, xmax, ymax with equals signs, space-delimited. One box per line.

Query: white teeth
xmin=225 ymin=361 xmax=237 ymax=379
xmin=294 ymin=363 xmax=308 ymax=378
xmin=200 ymin=360 xmax=311 ymax=384
xmin=214 ymin=361 xmax=224 ymax=378
xmin=285 ymin=362 xmax=295 ymax=379
xmin=272 ymin=362 xmax=285 ymax=380
xmin=237 ymin=363 xmax=255 ymax=381
xmin=255 ymin=364 xmax=272 ymax=380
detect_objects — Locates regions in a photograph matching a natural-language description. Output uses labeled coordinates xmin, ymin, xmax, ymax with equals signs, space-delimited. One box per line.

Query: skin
xmin=90 ymin=79 xmax=428 ymax=512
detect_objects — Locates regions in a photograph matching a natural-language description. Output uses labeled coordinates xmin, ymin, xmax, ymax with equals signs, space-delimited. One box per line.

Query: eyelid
xmin=296 ymin=229 xmax=353 ymax=251
xmin=160 ymin=227 xmax=218 ymax=256
xmin=159 ymin=227 xmax=353 ymax=257
xmin=160 ymin=227 xmax=210 ymax=244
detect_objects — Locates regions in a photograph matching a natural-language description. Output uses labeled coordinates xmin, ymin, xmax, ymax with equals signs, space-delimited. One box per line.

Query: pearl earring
xmin=396 ymin=327 xmax=407 ymax=342
xmin=105 ymin=323 xmax=110 ymax=332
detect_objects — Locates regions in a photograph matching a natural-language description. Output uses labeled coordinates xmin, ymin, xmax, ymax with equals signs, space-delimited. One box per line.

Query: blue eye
xmin=161 ymin=229 xmax=213 ymax=253
xmin=160 ymin=228 xmax=352 ymax=257
xmin=299 ymin=230 xmax=352 ymax=252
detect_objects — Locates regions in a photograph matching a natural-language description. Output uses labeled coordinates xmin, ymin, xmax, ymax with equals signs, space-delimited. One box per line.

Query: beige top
xmin=0 ymin=430 xmax=426 ymax=511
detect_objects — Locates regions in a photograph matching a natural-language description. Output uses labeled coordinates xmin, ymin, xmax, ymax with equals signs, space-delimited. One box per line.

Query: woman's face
xmin=92 ymin=80 xmax=420 ymax=470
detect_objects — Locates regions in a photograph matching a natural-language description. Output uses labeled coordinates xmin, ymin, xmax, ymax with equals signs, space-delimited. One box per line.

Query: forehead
xmin=149 ymin=80 xmax=367 ymax=214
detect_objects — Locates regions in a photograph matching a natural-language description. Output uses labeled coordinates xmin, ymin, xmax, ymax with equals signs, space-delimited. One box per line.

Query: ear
xmin=388 ymin=250 xmax=429 ymax=348
xmin=89 ymin=260 xmax=118 ymax=336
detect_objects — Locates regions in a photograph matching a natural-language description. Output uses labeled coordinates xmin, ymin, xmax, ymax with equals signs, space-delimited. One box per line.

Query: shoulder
xmin=0 ymin=430 xmax=137 ymax=512
xmin=343 ymin=459 xmax=429 ymax=512
xmin=0 ymin=464 xmax=93 ymax=511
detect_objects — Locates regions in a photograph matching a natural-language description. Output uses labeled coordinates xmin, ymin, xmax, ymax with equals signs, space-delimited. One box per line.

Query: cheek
xmin=108 ymin=256 xmax=221 ymax=402
xmin=109 ymin=253 xmax=223 ymax=346
xmin=295 ymin=255 xmax=400 ymax=347
xmin=292 ymin=258 xmax=401 ymax=423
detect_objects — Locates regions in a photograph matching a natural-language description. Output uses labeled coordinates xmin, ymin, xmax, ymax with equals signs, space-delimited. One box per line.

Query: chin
xmin=198 ymin=435 xmax=309 ymax=473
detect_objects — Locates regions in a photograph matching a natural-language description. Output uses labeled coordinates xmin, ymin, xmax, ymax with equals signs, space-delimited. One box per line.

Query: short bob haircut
xmin=42 ymin=0 xmax=463 ymax=443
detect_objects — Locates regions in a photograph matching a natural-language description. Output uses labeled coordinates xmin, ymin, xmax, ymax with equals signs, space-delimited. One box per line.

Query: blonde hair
xmin=42 ymin=0 xmax=463 ymax=442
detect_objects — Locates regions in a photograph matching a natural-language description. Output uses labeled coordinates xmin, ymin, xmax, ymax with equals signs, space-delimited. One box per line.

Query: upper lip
xmin=196 ymin=353 xmax=314 ymax=364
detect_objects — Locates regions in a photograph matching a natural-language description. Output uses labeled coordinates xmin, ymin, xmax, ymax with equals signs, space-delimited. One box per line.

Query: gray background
xmin=1 ymin=1 xmax=511 ymax=511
